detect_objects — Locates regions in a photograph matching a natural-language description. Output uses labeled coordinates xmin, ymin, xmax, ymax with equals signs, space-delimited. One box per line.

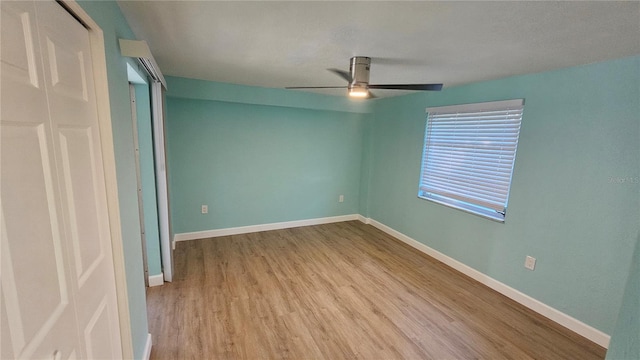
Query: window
xmin=418 ymin=99 xmax=524 ymax=222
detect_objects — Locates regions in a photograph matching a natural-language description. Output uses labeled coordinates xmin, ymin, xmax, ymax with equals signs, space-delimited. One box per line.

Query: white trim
xmin=356 ymin=214 xmax=370 ymax=224
xmin=142 ymin=333 xmax=152 ymax=360
xmin=174 ymin=214 xmax=360 ymax=241
xmin=148 ymin=273 xmax=164 ymax=287
xmin=119 ymin=39 xmax=167 ymax=88
xmin=361 ymin=217 xmax=611 ymax=348
xmin=60 ymin=1 xmax=134 ymax=358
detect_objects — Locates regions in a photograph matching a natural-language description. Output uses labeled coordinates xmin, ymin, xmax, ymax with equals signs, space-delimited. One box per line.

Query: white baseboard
xmin=363 ymin=217 xmax=611 ymax=348
xmin=173 ymin=214 xmax=360 ymax=242
xmin=148 ymin=273 xmax=164 ymax=287
xmin=142 ymin=333 xmax=152 ymax=360
xmin=356 ymin=214 xmax=370 ymax=224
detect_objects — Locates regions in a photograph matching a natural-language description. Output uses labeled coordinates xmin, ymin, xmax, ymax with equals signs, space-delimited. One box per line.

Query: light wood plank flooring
xmin=147 ymin=221 xmax=605 ymax=359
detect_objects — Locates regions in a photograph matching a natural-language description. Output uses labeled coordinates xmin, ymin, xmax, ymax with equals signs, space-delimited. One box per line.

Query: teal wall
xmin=365 ymin=56 xmax=640 ymax=335
xmin=166 ymin=86 xmax=367 ymax=233
xmin=358 ymin=119 xmax=374 ymax=217
xmin=607 ymin=232 xmax=640 ymax=359
xmin=134 ymin=84 xmax=162 ymax=276
xmin=166 ymin=76 xmax=371 ymax=114
xmin=77 ymin=1 xmax=149 ymax=358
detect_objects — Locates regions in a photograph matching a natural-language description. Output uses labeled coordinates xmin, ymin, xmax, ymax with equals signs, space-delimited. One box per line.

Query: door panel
xmin=58 ymin=127 xmax=105 ymax=285
xmin=45 ymin=36 xmax=88 ymax=102
xmin=83 ymin=297 xmax=116 ymax=359
xmin=0 ymin=1 xmax=39 ymax=88
xmin=1 ymin=125 xmax=69 ymax=344
xmin=1 ymin=286 xmax=15 ymax=359
xmin=1 ymin=1 xmax=44 ymax=122
xmin=35 ymin=1 xmax=122 ymax=357
xmin=1 ymin=1 xmax=122 ymax=358
xmin=38 ymin=2 xmax=94 ymax=125
xmin=1 ymin=2 xmax=80 ymax=358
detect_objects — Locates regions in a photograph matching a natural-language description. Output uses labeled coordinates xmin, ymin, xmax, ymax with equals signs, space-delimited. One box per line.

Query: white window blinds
xmin=419 ymin=99 xmax=524 ymax=221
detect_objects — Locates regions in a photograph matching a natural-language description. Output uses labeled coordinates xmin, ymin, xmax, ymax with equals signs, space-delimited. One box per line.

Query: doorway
xmin=127 ymin=66 xmax=163 ymax=287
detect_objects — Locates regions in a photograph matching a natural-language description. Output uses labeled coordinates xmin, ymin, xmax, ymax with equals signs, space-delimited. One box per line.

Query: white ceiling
xmin=117 ymin=1 xmax=640 ymax=98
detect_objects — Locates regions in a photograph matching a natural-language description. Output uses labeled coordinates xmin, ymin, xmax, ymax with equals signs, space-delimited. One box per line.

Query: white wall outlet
xmin=201 ymin=205 xmax=208 ymax=214
xmin=524 ymin=256 xmax=536 ymax=271
xmin=339 ymin=195 xmax=344 ymax=203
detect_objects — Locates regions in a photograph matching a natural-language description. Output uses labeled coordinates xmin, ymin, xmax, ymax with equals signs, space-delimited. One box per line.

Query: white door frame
xmin=57 ymin=1 xmax=133 ymax=357
xmin=129 ymin=84 xmax=150 ymax=287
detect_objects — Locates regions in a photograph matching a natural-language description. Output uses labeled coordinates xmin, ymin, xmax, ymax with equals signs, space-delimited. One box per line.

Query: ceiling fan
xmin=286 ymin=56 xmax=443 ymax=98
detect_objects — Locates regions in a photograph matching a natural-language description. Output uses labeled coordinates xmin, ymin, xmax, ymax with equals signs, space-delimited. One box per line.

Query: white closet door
xmin=1 ymin=1 xmax=81 ymax=358
xmin=1 ymin=1 xmax=122 ymax=359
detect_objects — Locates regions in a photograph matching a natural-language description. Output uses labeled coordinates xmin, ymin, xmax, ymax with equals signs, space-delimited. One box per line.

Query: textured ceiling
xmin=117 ymin=1 xmax=640 ymax=98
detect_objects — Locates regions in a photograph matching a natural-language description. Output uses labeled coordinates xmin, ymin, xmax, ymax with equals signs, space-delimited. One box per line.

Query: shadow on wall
xmin=606 ymin=231 xmax=640 ymax=359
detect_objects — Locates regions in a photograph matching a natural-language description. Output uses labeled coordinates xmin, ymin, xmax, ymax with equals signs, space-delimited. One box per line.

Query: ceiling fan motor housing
xmin=349 ymin=56 xmax=371 ymax=91
xmin=285 ymin=56 xmax=442 ymax=96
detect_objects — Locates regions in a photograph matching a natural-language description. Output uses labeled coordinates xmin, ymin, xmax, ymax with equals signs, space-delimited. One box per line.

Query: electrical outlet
xmin=524 ymin=256 xmax=536 ymax=271
xmin=339 ymin=195 xmax=344 ymax=203
xmin=201 ymin=205 xmax=208 ymax=214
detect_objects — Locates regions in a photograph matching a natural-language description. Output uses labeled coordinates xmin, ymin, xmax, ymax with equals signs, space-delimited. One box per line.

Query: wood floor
xmin=146 ymin=221 xmax=605 ymax=359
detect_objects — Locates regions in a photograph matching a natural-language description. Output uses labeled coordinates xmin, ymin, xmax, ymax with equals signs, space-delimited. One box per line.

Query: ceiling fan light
xmin=349 ymin=88 xmax=369 ymax=98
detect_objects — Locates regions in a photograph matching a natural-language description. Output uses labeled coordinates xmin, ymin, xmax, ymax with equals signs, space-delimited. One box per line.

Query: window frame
xmin=418 ymin=99 xmax=524 ymax=222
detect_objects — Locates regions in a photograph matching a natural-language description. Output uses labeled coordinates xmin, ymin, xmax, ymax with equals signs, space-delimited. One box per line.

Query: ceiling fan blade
xmin=369 ymin=83 xmax=443 ymax=91
xmin=328 ymin=68 xmax=352 ymax=82
xmin=285 ymin=86 xmax=348 ymax=89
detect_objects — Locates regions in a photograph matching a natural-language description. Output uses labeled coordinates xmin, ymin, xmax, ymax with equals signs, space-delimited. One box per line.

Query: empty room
xmin=1 ymin=1 xmax=639 ymax=360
